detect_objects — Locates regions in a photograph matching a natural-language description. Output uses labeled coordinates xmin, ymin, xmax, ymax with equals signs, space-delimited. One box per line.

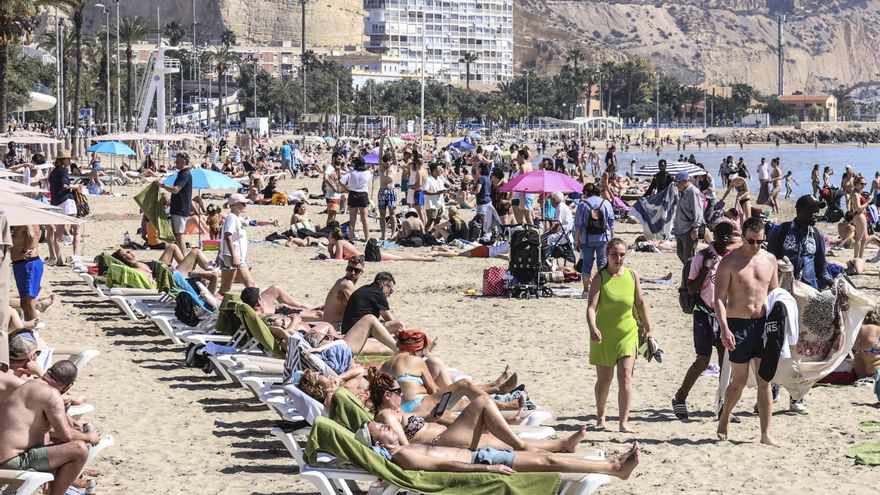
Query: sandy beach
xmin=38 ymin=176 xmax=880 ymax=494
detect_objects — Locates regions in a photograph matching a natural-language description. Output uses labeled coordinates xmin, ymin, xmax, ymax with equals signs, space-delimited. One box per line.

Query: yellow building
xmin=777 ymin=95 xmax=838 ymax=122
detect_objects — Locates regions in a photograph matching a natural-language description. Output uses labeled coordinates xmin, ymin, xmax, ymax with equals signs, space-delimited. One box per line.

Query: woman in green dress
xmin=586 ymin=238 xmax=654 ymax=432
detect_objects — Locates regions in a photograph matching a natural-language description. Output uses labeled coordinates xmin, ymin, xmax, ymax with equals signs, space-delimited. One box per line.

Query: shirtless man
xmin=240 ymin=286 xmax=323 ymax=321
xmin=378 ymin=133 xmax=399 ymax=240
xmin=0 ymin=369 xmax=24 ymax=403
xmin=0 ymin=361 xmax=101 ymax=495
xmin=321 ymin=256 xmax=365 ymax=325
xmin=357 ymin=421 xmax=640 ymax=479
xmin=714 ymin=217 xmax=779 ymax=446
xmin=11 ymin=225 xmax=43 ymax=321
xmin=409 ymin=153 xmax=428 ymax=225
xmin=398 ymin=209 xmax=425 ymax=242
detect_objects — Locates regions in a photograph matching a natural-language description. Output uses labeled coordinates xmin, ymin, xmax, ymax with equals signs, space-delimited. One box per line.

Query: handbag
xmin=482 ymin=267 xmax=506 ymax=297
xmin=73 ymin=189 xmax=90 ymax=218
xmin=630 ymin=269 xmax=662 ymax=362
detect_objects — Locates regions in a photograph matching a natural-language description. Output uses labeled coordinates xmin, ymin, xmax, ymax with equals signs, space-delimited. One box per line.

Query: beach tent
xmin=635 ymin=161 xmax=706 ymax=177
xmin=450 ymin=140 xmax=475 ymax=151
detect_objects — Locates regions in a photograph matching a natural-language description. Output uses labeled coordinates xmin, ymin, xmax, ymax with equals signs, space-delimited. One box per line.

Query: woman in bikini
xmin=853 ymin=308 xmax=880 ymax=403
xmin=720 ymin=175 xmax=751 ymax=226
xmin=368 ymin=369 xmax=588 ymax=452
xmin=327 ymin=228 xmax=435 ymax=262
xmin=848 ymin=174 xmax=870 ymax=260
xmin=810 ymin=164 xmax=820 ymax=198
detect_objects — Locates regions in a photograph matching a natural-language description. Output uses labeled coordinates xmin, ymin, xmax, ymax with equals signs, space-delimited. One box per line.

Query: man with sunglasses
xmin=714 ymin=217 xmax=780 ymax=446
xmin=321 ymin=256 xmax=366 ymax=326
xmin=0 ymin=360 xmax=101 ymax=495
xmin=339 ymin=271 xmax=405 ymax=354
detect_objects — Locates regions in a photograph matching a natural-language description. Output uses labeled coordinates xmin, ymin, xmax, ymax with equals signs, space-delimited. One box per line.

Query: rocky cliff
xmin=516 ymin=0 xmax=880 ymax=94
xmin=82 ymin=0 xmax=364 ymax=49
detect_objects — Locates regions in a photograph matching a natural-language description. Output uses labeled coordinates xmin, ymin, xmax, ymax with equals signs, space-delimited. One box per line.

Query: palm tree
xmin=0 ymin=1 xmax=68 ymax=132
xmin=459 ymin=51 xmax=478 ymax=90
xmin=56 ymin=0 xmax=89 ymax=146
xmin=220 ymin=29 xmax=236 ymax=48
xmin=164 ymin=21 xmax=185 ymax=47
xmin=205 ymin=45 xmax=239 ymax=130
xmin=565 ymin=47 xmax=584 ymax=71
xmin=118 ymin=16 xmax=155 ymax=130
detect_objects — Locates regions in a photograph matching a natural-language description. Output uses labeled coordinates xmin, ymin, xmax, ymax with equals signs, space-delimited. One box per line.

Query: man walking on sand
xmin=714 ymin=217 xmax=780 ymax=446
xmin=157 ymin=152 xmax=193 ymax=251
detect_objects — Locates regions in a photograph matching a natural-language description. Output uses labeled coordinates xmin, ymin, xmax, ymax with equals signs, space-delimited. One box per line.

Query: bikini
xmin=402 ymin=415 xmax=426 ymax=440
xmin=396 ymin=374 xmax=426 ymax=413
xmin=853 ymin=335 xmax=880 ymax=355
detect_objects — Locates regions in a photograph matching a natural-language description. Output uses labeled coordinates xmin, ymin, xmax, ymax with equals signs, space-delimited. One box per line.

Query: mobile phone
xmin=436 ymin=391 xmax=453 ymax=416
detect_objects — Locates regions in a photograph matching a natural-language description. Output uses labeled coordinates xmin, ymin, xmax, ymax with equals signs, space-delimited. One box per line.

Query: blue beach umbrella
xmin=450 ymin=140 xmax=475 ymax=151
xmin=467 ymin=131 xmax=483 ymax=140
xmin=163 ymin=168 xmax=242 ymax=190
xmin=85 ymin=140 xmax=136 ymax=156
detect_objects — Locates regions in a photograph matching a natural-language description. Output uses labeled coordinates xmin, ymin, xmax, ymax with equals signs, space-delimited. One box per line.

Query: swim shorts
xmin=12 ymin=257 xmax=43 ymax=298
xmin=693 ymin=309 xmax=719 ymax=357
xmin=326 ymin=199 xmax=341 ymax=213
xmin=726 ymin=316 xmax=766 ymax=364
xmin=0 ymin=446 xmax=52 ymax=472
xmin=471 ymin=447 xmax=516 ymax=468
xmin=378 ymin=188 xmax=397 ymax=209
xmin=411 ymin=190 xmax=425 ymax=206
xmin=170 ymin=214 xmax=187 ymax=235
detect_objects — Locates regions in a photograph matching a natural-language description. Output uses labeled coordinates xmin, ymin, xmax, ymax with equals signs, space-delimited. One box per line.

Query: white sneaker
xmin=60 ymin=235 xmax=74 ymax=245
xmin=789 ymin=398 xmax=809 ymax=414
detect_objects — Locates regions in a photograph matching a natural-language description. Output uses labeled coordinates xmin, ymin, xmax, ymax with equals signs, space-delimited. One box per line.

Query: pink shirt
xmin=687 ymin=244 xmax=726 ymax=309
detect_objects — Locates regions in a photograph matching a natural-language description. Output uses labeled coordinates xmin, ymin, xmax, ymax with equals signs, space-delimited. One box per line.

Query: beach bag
xmin=364 ymin=238 xmax=382 ymax=262
xmin=679 ymin=248 xmax=712 ymax=314
xmin=175 ymin=292 xmax=201 ymax=327
xmin=184 ymin=343 xmax=214 ymax=374
xmin=482 ymin=267 xmax=506 ymax=296
xmin=74 ymin=189 xmax=90 ymax=218
xmin=586 ymin=200 xmax=607 ymax=236
xmin=399 ymin=235 xmax=424 ymax=248
xmin=271 ymin=192 xmax=289 ymax=206
xmin=468 ymin=217 xmax=483 ymax=242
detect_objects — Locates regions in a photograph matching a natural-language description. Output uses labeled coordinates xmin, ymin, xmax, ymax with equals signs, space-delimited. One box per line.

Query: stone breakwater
xmin=709 ymin=125 xmax=880 ymax=144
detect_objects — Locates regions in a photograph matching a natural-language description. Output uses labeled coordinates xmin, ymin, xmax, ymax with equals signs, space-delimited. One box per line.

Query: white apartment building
xmin=363 ymin=0 xmax=514 ymax=87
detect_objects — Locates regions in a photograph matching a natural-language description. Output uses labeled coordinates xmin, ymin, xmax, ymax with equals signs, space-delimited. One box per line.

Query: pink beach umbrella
xmin=401 ymin=134 xmax=417 ymax=141
xmin=499 ymin=170 xmax=584 ymax=193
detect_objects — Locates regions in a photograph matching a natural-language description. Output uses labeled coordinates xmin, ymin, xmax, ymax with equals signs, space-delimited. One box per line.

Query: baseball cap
xmin=9 ymin=332 xmax=39 ymax=360
xmin=227 ymin=193 xmax=252 ymax=206
xmin=795 ymin=194 xmax=825 ymax=211
xmin=354 ymin=422 xmax=372 ymax=447
xmin=675 ymin=171 xmax=690 ymax=182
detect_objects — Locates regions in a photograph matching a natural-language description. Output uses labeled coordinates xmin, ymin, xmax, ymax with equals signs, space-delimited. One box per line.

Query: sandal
xmin=672 ymin=398 xmax=689 ymax=420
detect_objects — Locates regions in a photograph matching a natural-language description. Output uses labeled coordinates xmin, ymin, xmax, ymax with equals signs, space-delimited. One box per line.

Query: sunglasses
xmin=388 ymin=387 xmax=402 ymax=395
xmin=745 ymin=238 xmax=765 ymax=246
xmin=346 ymin=266 xmax=363 ymax=274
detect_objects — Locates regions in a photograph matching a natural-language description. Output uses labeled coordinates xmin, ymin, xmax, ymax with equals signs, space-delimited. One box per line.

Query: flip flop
xmin=672 ymin=398 xmax=689 ymax=420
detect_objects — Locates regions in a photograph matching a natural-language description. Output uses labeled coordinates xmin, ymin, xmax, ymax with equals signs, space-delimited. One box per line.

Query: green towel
xmin=859 ymin=421 xmax=880 ymax=433
xmin=845 ymin=443 xmax=880 ymax=465
xmin=134 ymin=183 xmax=174 ymax=243
xmin=235 ymin=301 xmax=284 ymax=358
xmin=95 ymin=252 xmax=124 ymax=276
xmin=152 ymin=262 xmax=176 ymax=295
xmin=330 ymin=388 xmax=375 ymax=431
xmin=105 ymin=263 xmax=156 ymax=290
xmin=305 ymin=417 xmax=561 ymax=495
xmin=215 ymin=294 xmax=243 ymax=336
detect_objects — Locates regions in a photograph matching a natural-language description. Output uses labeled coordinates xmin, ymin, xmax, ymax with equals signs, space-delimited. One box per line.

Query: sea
xmin=608 ymin=144 xmax=880 ymax=198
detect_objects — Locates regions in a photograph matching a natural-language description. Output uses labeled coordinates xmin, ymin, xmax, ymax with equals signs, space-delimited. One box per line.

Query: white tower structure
xmin=137 ymin=45 xmax=180 ymax=133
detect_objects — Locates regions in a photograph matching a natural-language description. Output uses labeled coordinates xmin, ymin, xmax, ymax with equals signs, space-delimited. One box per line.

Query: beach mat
xmin=845 ymin=443 xmax=880 ymax=465
xmin=859 ymin=421 xmax=880 ymax=433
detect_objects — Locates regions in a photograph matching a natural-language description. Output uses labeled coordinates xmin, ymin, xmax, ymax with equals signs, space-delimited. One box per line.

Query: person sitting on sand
xmin=328 ymin=228 xmax=435 ymax=263
xmin=853 ymin=308 xmax=880 ymax=404
xmin=354 ymin=421 xmax=641 ymax=479
xmin=240 ymin=286 xmax=323 ymax=321
xmin=112 ymin=245 xmax=219 ymax=293
xmin=0 ymin=361 xmax=102 ymax=495
xmin=397 ymin=209 xmax=425 ymax=243
xmin=321 ymin=256 xmax=365 ymax=326
xmin=368 ymin=368 xmax=583 ymax=452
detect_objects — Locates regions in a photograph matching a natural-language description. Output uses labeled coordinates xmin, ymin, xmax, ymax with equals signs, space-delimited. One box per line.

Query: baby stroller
xmin=506 ymin=227 xmax=553 ymax=299
xmin=820 ymin=187 xmax=845 ymax=223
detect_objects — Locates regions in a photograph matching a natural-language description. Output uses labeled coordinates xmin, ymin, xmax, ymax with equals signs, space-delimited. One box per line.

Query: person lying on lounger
xmin=241 ymin=286 xmax=323 ymax=321
xmin=368 ymin=370 xmax=584 ymax=453
xmin=355 ymin=421 xmax=641 ymax=478
xmin=112 ymin=245 xmax=219 ymax=293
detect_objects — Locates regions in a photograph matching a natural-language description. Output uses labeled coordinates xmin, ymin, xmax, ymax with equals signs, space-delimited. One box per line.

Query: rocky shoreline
xmin=708 ymin=126 xmax=880 ymax=144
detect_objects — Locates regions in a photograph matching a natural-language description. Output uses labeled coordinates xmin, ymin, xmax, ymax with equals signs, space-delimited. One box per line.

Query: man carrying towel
xmin=714 ymin=217 xmax=780 ymax=446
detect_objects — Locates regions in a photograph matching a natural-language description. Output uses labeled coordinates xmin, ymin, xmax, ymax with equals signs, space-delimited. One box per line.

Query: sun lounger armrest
xmin=109 ymin=288 xmax=162 ymax=296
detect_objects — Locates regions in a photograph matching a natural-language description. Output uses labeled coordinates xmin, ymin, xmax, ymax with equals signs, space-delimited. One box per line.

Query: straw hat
xmin=56 ymin=149 xmax=72 ymax=159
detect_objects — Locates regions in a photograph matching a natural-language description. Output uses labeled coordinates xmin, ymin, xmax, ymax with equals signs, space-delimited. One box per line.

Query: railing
xmin=134 ymin=52 xmax=156 ymax=122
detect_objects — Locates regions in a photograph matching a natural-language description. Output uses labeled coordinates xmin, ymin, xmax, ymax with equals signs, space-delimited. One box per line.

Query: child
xmin=783 ymin=171 xmax=799 ymax=199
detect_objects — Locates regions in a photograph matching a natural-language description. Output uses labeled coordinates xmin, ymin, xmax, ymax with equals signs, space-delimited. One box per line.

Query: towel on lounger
xmin=235 ymin=301 xmax=284 ymax=358
xmin=134 ymin=183 xmax=175 ymax=243
xmin=104 ymin=263 xmax=155 ymax=290
xmin=330 ymin=388 xmax=374 ymax=432
xmin=305 ymin=417 xmax=561 ymax=495
xmin=215 ymin=294 xmax=243 ymax=335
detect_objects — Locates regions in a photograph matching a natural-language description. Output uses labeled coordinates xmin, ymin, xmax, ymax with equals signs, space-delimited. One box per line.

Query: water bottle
xmin=85 ymin=479 xmax=97 ymax=494
xmin=123 ymin=231 xmax=130 ymax=245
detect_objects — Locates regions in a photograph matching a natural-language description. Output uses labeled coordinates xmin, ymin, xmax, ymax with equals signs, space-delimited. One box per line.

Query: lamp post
xmin=95 ymin=4 xmax=111 ymax=130
xmin=55 ymin=16 xmax=65 ymax=132
xmin=299 ymin=0 xmax=309 ymax=119
xmin=114 ymin=0 xmax=121 ymax=131
xmin=419 ymin=8 xmax=426 ymax=152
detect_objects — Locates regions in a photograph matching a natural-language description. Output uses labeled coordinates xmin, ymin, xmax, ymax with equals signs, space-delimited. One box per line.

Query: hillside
xmin=515 ymin=0 xmax=880 ymax=94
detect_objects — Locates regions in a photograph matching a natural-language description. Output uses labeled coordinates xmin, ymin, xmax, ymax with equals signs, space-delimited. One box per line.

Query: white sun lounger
xmin=0 ymin=470 xmax=54 ymax=495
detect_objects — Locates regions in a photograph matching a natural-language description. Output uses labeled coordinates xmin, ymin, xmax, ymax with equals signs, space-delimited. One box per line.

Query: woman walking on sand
xmin=586 ymin=238 xmax=654 ymax=433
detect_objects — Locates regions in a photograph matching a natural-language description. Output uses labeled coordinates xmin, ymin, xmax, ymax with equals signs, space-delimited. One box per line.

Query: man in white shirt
xmin=323 ymin=153 xmax=343 ymax=224
xmin=423 ymin=163 xmax=448 ymax=231
xmin=543 ymin=192 xmax=574 ymax=261
xmin=756 ymin=157 xmax=770 ymax=205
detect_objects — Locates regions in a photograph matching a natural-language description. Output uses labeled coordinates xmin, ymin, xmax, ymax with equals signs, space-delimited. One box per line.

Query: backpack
xmin=364 ymin=238 xmax=382 ymax=262
xmin=679 ymin=248 xmax=712 ymax=314
xmin=174 ymin=292 xmax=201 ymax=327
xmin=184 ymin=343 xmax=214 ymax=374
xmin=467 ymin=217 xmax=483 ymax=242
xmin=586 ymin=200 xmax=607 ymax=236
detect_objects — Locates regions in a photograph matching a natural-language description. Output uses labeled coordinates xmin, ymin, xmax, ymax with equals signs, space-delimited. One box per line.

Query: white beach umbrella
xmin=635 ymin=161 xmax=706 ymax=177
